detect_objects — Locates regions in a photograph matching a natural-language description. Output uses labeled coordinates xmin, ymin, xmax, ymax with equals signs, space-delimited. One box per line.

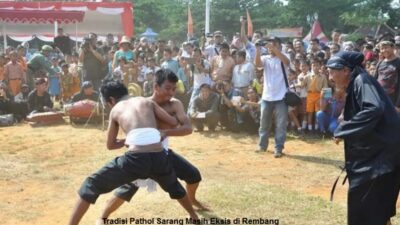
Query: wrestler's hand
xmin=333 ymin=137 xmax=342 ymax=145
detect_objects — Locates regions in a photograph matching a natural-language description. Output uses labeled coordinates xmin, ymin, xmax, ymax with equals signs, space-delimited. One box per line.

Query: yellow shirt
xmin=303 ymin=73 xmax=328 ymax=92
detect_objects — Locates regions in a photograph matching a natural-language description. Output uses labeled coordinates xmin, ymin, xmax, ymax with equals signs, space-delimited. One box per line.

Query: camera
xmin=81 ymin=37 xmax=91 ymax=49
xmin=255 ymin=39 xmax=266 ymax=47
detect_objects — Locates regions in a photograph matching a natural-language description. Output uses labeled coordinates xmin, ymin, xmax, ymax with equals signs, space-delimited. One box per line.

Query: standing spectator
xmin=327 ymin=51 xmax=400 ymax=225
xmin=0 ymin=54 xmax=5 ymax=82
xmin=255 ymin=37 xmax=290 ymax=158
xmin=210 ymin=42 xmax=235 ymax=83
xmin=154 ymin=39 xmax=166 ymax=65
xmin=188 ymin=48 xmax=211 ymax=109
xmin=300 ymin=58 xmax=328 ymax=132
xmin=79 ymin=33 xmax=106 ymax=90
xmin=189 ymin=83 xmax=219 ymax=132
xmin=16 ymin=45 xmax=28 ymax=73
xmin=329 ymin=28 xmax=342 ymax=46
xmin=316 ymin=87 xmax=345 ymax=135
xmin=374 ymin=40 xmax=400 ymax=112
xmin=101 ymin=33 xmax=116 ymax=55
xmin=27 ymin=78 xmax=53 ymax=115
xmin=295 ymin=60 xmax=310 ymax=130
xmin=161 ymin=48 xmax=180 ymax=75
xmin=60 ymin=63 xmax=74 ymax=103
xmin=27 ymin=45 xmax=58 ymax=90
xmin=142 ymin=70 xmax=154 ymax=97
xmin=4 ymin=51 xmax=26 ymax=96
xmin=54 ymin=28 xmax=72 ymax=56
xmin=112 ymin=36 xmax=135 ymax=70
xmin=203 ymin=31 xmax=224 ymax=61
xmin=48 ymin=57 xmax=61 ymax=100
xmin=232 ymin=50 xmax=254 ymax=94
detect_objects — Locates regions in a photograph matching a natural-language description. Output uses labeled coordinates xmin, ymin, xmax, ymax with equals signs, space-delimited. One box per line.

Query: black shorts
xmin=114 ymin=149 xmax=201 ymax=202
xmin=348 ymin=170 xmax=400 ymax=225
xmin=78 ymin=151 xmax=186 ymax=204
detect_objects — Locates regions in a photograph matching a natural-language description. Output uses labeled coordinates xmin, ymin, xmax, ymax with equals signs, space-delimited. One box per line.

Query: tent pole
xmin=2 ymin=23 xmax=7 ymax=54
xmin=54 ymin=21 xmax=58 ymax=37
xmin=75 ymin=22 xmax=78 ymax=51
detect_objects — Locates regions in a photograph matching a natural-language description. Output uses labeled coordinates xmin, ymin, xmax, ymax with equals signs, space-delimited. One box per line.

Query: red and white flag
xmin=303 ymin=20 xmax=329 ymax=43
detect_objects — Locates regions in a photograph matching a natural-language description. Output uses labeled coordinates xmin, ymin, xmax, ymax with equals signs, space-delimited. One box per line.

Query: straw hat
xmin=119 ymin=36 xmax=131 ymax=46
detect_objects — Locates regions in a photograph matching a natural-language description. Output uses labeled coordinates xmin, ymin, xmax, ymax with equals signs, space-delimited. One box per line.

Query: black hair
xmin=311 ymin=38 xmax=320 ymax=44
xmin=332 ymin=28 xmax=341 ymax=34
xmin=193 ymin=47 xmax=202 ymax=55
xmin=236 ymin=49 xmax=246 ymax=59
xmin=254 ymin=30 xmax=263 ymax=37
xmin=200 ymin=83 xmax=211 ymax=90
xmin=164 ymin=48 xmax=172 ymax=54
xmin=220 ymin=42 xmax=230 ymax=50
xmin=155 ymin=69 xmax=178 ymax=87
xmin=100 ymin=81 xmax=128 ymax=103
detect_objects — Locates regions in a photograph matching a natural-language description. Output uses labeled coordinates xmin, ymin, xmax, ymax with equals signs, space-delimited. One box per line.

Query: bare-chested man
xmin=68 ymin=81 xmax=198 ymax=225
xmin=96 ymin=69 xmax=207 ymax=224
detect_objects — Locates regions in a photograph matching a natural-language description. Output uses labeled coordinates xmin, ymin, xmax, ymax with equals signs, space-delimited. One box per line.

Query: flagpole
xmin=205 ymin=0 xmax=210 ymax=35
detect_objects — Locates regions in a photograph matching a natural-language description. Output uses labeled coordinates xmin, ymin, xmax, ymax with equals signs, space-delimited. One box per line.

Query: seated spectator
xmin=27 ymin=78 xmax=53 ymax=115
xmin=13 ymin=84 xmax=30 ymax=121
xmin=234 ymin=87 xmax=260 ymax=133
xmin=217 ymin=80 xmax=244 ymax=132
xmin=189 ymin=83 xmax=220 ymax=132
xmin=316 ymin=87 xmax=345 ymax=135
xmin=71 ymin=81 xmax=99 ymax=103
xmin=0 ymin=82 xmax=14 ymax=115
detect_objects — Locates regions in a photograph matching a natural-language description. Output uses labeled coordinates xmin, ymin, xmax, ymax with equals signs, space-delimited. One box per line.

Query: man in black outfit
xmin=327 ymin=51 xmax=400 ymax=225
xmin=54 ymin=28 xmax=72 ymax=56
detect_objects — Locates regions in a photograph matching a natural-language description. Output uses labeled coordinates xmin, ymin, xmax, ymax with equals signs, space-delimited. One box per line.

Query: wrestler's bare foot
xmin=192 ymin=199 xmax=210 ymax=211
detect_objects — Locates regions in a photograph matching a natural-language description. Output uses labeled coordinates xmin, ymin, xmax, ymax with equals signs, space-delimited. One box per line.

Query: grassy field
xmin=0 ymin=123 xmax=399 ymax=225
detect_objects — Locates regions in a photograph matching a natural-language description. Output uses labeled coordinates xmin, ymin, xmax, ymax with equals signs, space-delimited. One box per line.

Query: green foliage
xmin=131 ymin=0 xmax=400 ymax=41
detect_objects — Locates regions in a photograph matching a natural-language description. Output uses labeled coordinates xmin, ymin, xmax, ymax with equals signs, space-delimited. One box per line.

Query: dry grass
xmin=0 ymin=124 xmax=399 ymax=225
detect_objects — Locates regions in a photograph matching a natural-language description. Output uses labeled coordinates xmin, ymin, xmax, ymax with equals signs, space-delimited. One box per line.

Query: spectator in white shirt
xmin=232 ymin=50 xmax=255 ymax=94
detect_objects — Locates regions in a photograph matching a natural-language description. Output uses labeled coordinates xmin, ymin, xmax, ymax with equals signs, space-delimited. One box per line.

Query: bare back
xmin=110 ymin=97 xmax=158 ymax=134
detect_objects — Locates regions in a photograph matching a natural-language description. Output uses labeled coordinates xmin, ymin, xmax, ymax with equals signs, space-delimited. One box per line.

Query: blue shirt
xmin=161 ymin=59 xmax=180 ymax=75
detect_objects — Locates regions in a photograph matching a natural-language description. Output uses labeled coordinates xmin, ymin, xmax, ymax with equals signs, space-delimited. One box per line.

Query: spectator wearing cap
xmin=4 ymin=51 xmax=26 ymax=96
xmin=161 ymin=48 xmax=180 ymax=75
xmin=27 ymin=78 xmax=53 ymax=115
xmin=210 ymin=42 xmax=235 ymax=83
xmin=71 ymin=81 xmax=99 ymax=103
xmin=27 ymin=45 xmax=58 ymax=90
xmin=374 ymin=40 xmax=400 ymax=111
xmin=54 ymin=28 xmax=72 ymax=56
xmin=79 ymin=33 xmax=106 ymax=90
xmin=327 ymin=51 xmax=400 ymax=225
xmin=203 ymin=30 xmax=224 ymax=61
xmin=112 ymin=36 xmax=135 ymax=70
xmin=189 ymin=83 xmax=220 ymax=132
xmin=255 ymin=36 xmax=290 ymax=158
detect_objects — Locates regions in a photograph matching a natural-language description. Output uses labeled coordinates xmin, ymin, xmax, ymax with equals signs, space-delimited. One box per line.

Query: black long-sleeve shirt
xmin=27 ymin=90 xmax=53 ymax=114
xmin=335 ymin=68 xmax=400 ymax=189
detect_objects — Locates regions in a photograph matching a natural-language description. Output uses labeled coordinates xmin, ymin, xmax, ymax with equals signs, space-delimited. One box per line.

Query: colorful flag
xmin=303 ymin=20 xmax=329 ymax=43
xmin=188 ymin=6 xmax=193 ymax=36
xmin=246 ymin=9 xmax=253 ymax=37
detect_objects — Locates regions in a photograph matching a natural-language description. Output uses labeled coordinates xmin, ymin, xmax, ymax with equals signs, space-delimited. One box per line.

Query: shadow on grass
xmin=285 ymin=154 xmax=343 ymax=168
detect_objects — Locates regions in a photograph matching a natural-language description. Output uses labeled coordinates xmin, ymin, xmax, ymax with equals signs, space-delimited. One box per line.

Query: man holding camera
xmin=255 ymin=37 xmax=290 ymax=158
xmin=79 ymin=33 xmax=106 ymax=91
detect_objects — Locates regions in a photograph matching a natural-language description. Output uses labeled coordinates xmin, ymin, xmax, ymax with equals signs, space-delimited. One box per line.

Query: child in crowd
xmin=60 ymin=63 xmax=73 ymax=102
xmin=295 ymin=60 xmax=310 ymax=131
xmin=48 ymin=57 xmax=61 ymax=101
xmin=142 ymin=70 xmax=154 ymax=97
xmin=300 ymin=58 xmax=328 ymax=132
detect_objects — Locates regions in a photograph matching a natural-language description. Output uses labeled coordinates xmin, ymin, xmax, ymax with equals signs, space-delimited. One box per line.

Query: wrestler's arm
xmin=162 ymin=100 xmax=193 ymax=137
xmin=152 ymin=101 xmax=179 ymax=127
xmin=106 ymin=110 xmax=126 ymax=150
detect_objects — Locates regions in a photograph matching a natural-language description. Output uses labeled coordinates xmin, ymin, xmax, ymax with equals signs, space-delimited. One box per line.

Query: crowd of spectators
xmin=1 ymin=25 xmax=400 ymax=155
